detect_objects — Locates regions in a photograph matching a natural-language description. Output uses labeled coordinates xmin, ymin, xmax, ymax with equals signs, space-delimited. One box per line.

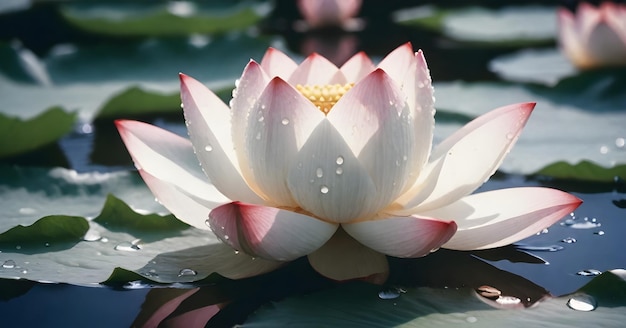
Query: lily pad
xmin=245 ymin=272 xmax=626 ymax=327
xmin=489 ymin=48 xmax=577 ymax=86
xmin=0 ymin=215 xmax=88 ymax=249
xmin=535 ymin=161 xmax=626 ymax=182
xmin=0 ymin=107 xmax=76 ymax=159
xmin=60 ymin=2 xmax=269 ymax=37
xmin=395 ymin=5 xmax=557 ymax=46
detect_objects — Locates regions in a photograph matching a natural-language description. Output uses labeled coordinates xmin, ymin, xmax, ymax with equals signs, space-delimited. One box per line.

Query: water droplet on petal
xmin=336 ymin=156 xmax=344 ymax=165
xmin=179 ymin=268 xmax=197 ymax=277
xmin=495 ymin=296 xmax=521 ymax=305
xmin=204 ymin=145 xmax=213 ymax=152
xmin=281 ymin=118 xmax=290 ymax=125
xmin=506 ymin=133 xmax=514 ymax=140
xmin=320 ymin=185 xmax=329 ymax=194
xmin=594 ymin=230 xmax=605 ymax=236
xmin=567 ymin=294 xmax=597 ymax=311
xmin=2 ymin=260 xmax=16 ymax=269
xmin=316 ymin=168 xmax=324 ymax=178
xmin=223 ymin=234 xmax=229 ymax=240
xmin=234 ymin=79 xmax=240 ymax=88
xmin=335 ymin=167 xmax=343 ymax=175
xmin=561 ymin=237 xmax=577 ymax=244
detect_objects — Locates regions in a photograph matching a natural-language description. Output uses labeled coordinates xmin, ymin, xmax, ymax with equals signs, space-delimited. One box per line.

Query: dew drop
xmin=600 ymin=145 xmax=609 ymax=154
xmin=567 ymin=294 xmax=597 ymax=311
xmin=561 ymin=237 xmax=577 ymax=244
xmin=114 ymin=242 xmax=141 ymax=252
xmin=335 ymin=167 xmax=343 ymax=175
xmin=18 ymin=207 xmax=36 ymax=215
xmin=495 ymin=296 xmax=521 ymax=305
xmin=505 ymin=133 xmax=514 ymax=140
xmin=336 ymin=156 xmax=344 ymax=165
xmin=515 ymin=244 xmax=564 ymax=252
xmin=234 ymin=79 xmax=240 ymax=88
xmin=320 ymin=185 xmax=329 ymax=194
xmin=316 ymin=167 xmax=324 ymax=178
xmin=594 ymin=230 xmax=605 ymax=236
xmin=261 ymin=104 xmax=266 ymax=110
xmin=21 ymin=269 xmax=28 ymax=274
xmin=83 ymin=230 xmax=102 ymax=242
xmin=417 ymin=82 xmax=425 ymax=88
xmin=466 ymin=316 xmax=478 ymax=323
xmin=616 ymin=137 xmax=625 ymax=148
xmin=258 ymin=115 xmax=264 ymax=122
xmin=576 ymin=269 xmax=602 ymax=276
xmin=2 ymin=260 xmax=16 ymax=269
xmin=378 ymin=288 xmax=405 ymax=300
xmin=204 ymin=144 xmax=213 ymax=152
xmin=228 ymin=99 xmax=235 ymax=108
xmin=223 ymin=234 xmax=229 ymax=240
xmin=15 ymin=245 xmax=21 ymax=250
xmin=234 ymin=250 xmax=240 ymax=255
xmin=281 ymin=118 xmax=290 ymax=125
xmin=178 ymin=268 xmax=197 ymax=277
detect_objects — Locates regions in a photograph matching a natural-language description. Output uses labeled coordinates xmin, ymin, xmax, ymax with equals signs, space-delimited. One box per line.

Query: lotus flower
xmin=116 ymin=43 xmax=582 ymax=281
xmin=296 ymin=0 xmax=363 ymax=30
xmin=558 ymin=2 xmax=626 ymax=69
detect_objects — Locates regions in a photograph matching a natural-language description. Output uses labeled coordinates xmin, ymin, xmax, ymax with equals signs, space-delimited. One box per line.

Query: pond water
xmin=0 ymin=0 xmax=625 ymax=327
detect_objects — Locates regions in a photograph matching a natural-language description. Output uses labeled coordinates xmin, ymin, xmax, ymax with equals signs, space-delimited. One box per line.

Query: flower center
xmin=295 ymin=83 xmax=354 ymax=114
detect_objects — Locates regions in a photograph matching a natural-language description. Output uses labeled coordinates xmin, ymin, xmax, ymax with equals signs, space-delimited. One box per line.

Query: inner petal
xmin=296 ymin=83 xmax=354 ymax=114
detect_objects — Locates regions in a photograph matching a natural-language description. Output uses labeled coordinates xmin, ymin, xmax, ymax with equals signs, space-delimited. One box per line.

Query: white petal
xmin=343 ymin=215 xmax=457 ymax=258
xmin=180 ymin=73 xmax=264 ymax=204
xmin=260 ymin=47 xmax=298 ymax=79
xmin=340 ymin=51 xmax=375 ymax=82
xmin=208 ymin=202 xmax=338 ymax=261
xmin=329 ymin=69 xmax=417 ymax=210
xmin=418 ymin=187 xmax=583 ymax=250
xmin=137 ymin=170 xmax=224 ymax=230
xmin=397 ymin=102 xmax=535 ymax=213
xmin=243 ymin=77 xmax=325 ymax=206
xmin=115 ymin=120 xmax=223 ymax=204
xmin=287 ymin=120 xmax=378 ymax=223
xmin=558 ymin=8 xmax=590 ymax=68
xmin=307 ymin=228 xmax=389 ymax=281
xmin=287 ymin=52 xmax=346 ymax=85
xmin=376 ymin=42 xmax=415 ymax=85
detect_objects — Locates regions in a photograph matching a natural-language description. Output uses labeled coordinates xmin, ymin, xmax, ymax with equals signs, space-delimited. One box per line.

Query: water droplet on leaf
xmin=576 ymin=269 xmax=602 ymax=276
xmin=320 ymin=185 xmax=329 ymax=194
xmin=178 ymin=268 xmax=197 ymax=277
xmin=2 ymin=260 xmax=16 ymax=269
xmin=567 ymin=294 xmax=597 ymax=311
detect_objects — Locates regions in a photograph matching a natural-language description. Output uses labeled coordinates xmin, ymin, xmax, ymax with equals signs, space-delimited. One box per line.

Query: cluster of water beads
xmin=114 ymin=239 xmax=143 ymax=251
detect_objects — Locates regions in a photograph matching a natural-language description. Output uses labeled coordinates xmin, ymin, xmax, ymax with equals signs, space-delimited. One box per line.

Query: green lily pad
xmin=489 ymin=48 xmax=577 ymax=86
xmin=0 ymin=215 xmax=88 ymax=248
xmin=535 ymin=161 xmax=626 ymax=182
xmin=0 ymin=107 xmax=76 ymax=159
xmin=245 ymin=272 xmax=626 ymax=327
xmin=93 ymin=194 xmax=189 ymax=234
xmin=60 ymin=2 xmax=268 ymax=37
xmin=395 ymin=5 xmax=557 ymax=47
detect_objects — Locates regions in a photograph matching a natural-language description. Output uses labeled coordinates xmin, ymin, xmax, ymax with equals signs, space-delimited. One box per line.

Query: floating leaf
xmin=0 ymin=215 xmax=88 ymax=247
xmin=395 ymin=6 xmax=557 ymax=46
xmin=60 ymin=2 xmax=268 ymax=37
xmin=489 ymin=48 xmax=577 ymax=86
xmin=93 ymin=194 xmax=189 ymax=234
xmin=0 ymin=107 xmax=76 ymax=158
xmin=534 ymin=161 xmax=626 ymax=182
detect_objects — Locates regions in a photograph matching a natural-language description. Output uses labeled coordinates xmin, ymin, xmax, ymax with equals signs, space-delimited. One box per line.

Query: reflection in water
xmin=132 ymin=249 xmax=550 ymax=327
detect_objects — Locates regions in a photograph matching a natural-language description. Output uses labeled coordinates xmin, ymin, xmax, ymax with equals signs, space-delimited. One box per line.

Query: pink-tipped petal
xmin=260 ymin=47 xmax=299 ymax=79
xmin=287 ymin=52 xmax=346 ymax=85
xmin=242 ymin=77 xmax=325 ymax=206
xmin=138 ymin=170 xmax=225 ymax=230
xmin=399 ymin=102 xmax=535 ymax=213
xmin=115 ymin=120 xmax=226 ymax=206
xmin=329 ymin=69 xmax=420 ymax=211
xmin=586 ymin=7 xmax=626 ymax=67
xmin=287 ymin=120 xmax=378 ymax=223
xmin=180 ymin=73 xmax=264 ymax=204
xmin=343 ymin=215 xmax=457 ymax=258
xmin=418 ymin=187 xmax=583 ymax=250
xmin=340 ymin=51 xmax=375 ymax=82
xmin=307 ymin=228 xmax=389 ymax=281
xmin=558 ymin=8 xmax=591 ymax=68
xmin=208 ymin=202 xmax=338 ymax=261
xmin=376 ymin=42 xmax=416 ymax=86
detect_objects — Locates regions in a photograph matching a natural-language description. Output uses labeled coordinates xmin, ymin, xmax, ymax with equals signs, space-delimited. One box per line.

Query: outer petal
xmin=558 ymin=8 xmax=591 ymax=67
xmin=208 ymin=202 xmax=338 ymax=261
xmin=418 ymin=187 xmax=583 ymax=250
xmin=376 ymin=42 xmax=415 ymax=86
xmin=343 ymin=215 xmax=457 ymax=258
xmin=297 ymin=0 xmax=361 ymax=27
xmin=307 ymin=228 xmax=389 ymax=281
xmin=287 ymin=52 xmax=346 ymax=86
xmin=586 ymin=5 xmax=626 ymax=67
xmin=395 ymin=102 xmax=535 ymax=213
xmin=180 ymin=73 xmax=264 ymax=204
xmin=115 ymin=120 xmax=227 ymax=207
xmin=260 ymin=47 xmax=298 ymax=79
xmin=340 ymin=51 xmax=375 ymax=82
xmin=242 ymin=77 xmax=325 ymax=206
xmin=138 ymin=170 xmax=223 ymax=230
xmin=329 ymin=69 xmax=419 ymax=212
xmin=287 ymin=120 xmax=378 ymax=223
